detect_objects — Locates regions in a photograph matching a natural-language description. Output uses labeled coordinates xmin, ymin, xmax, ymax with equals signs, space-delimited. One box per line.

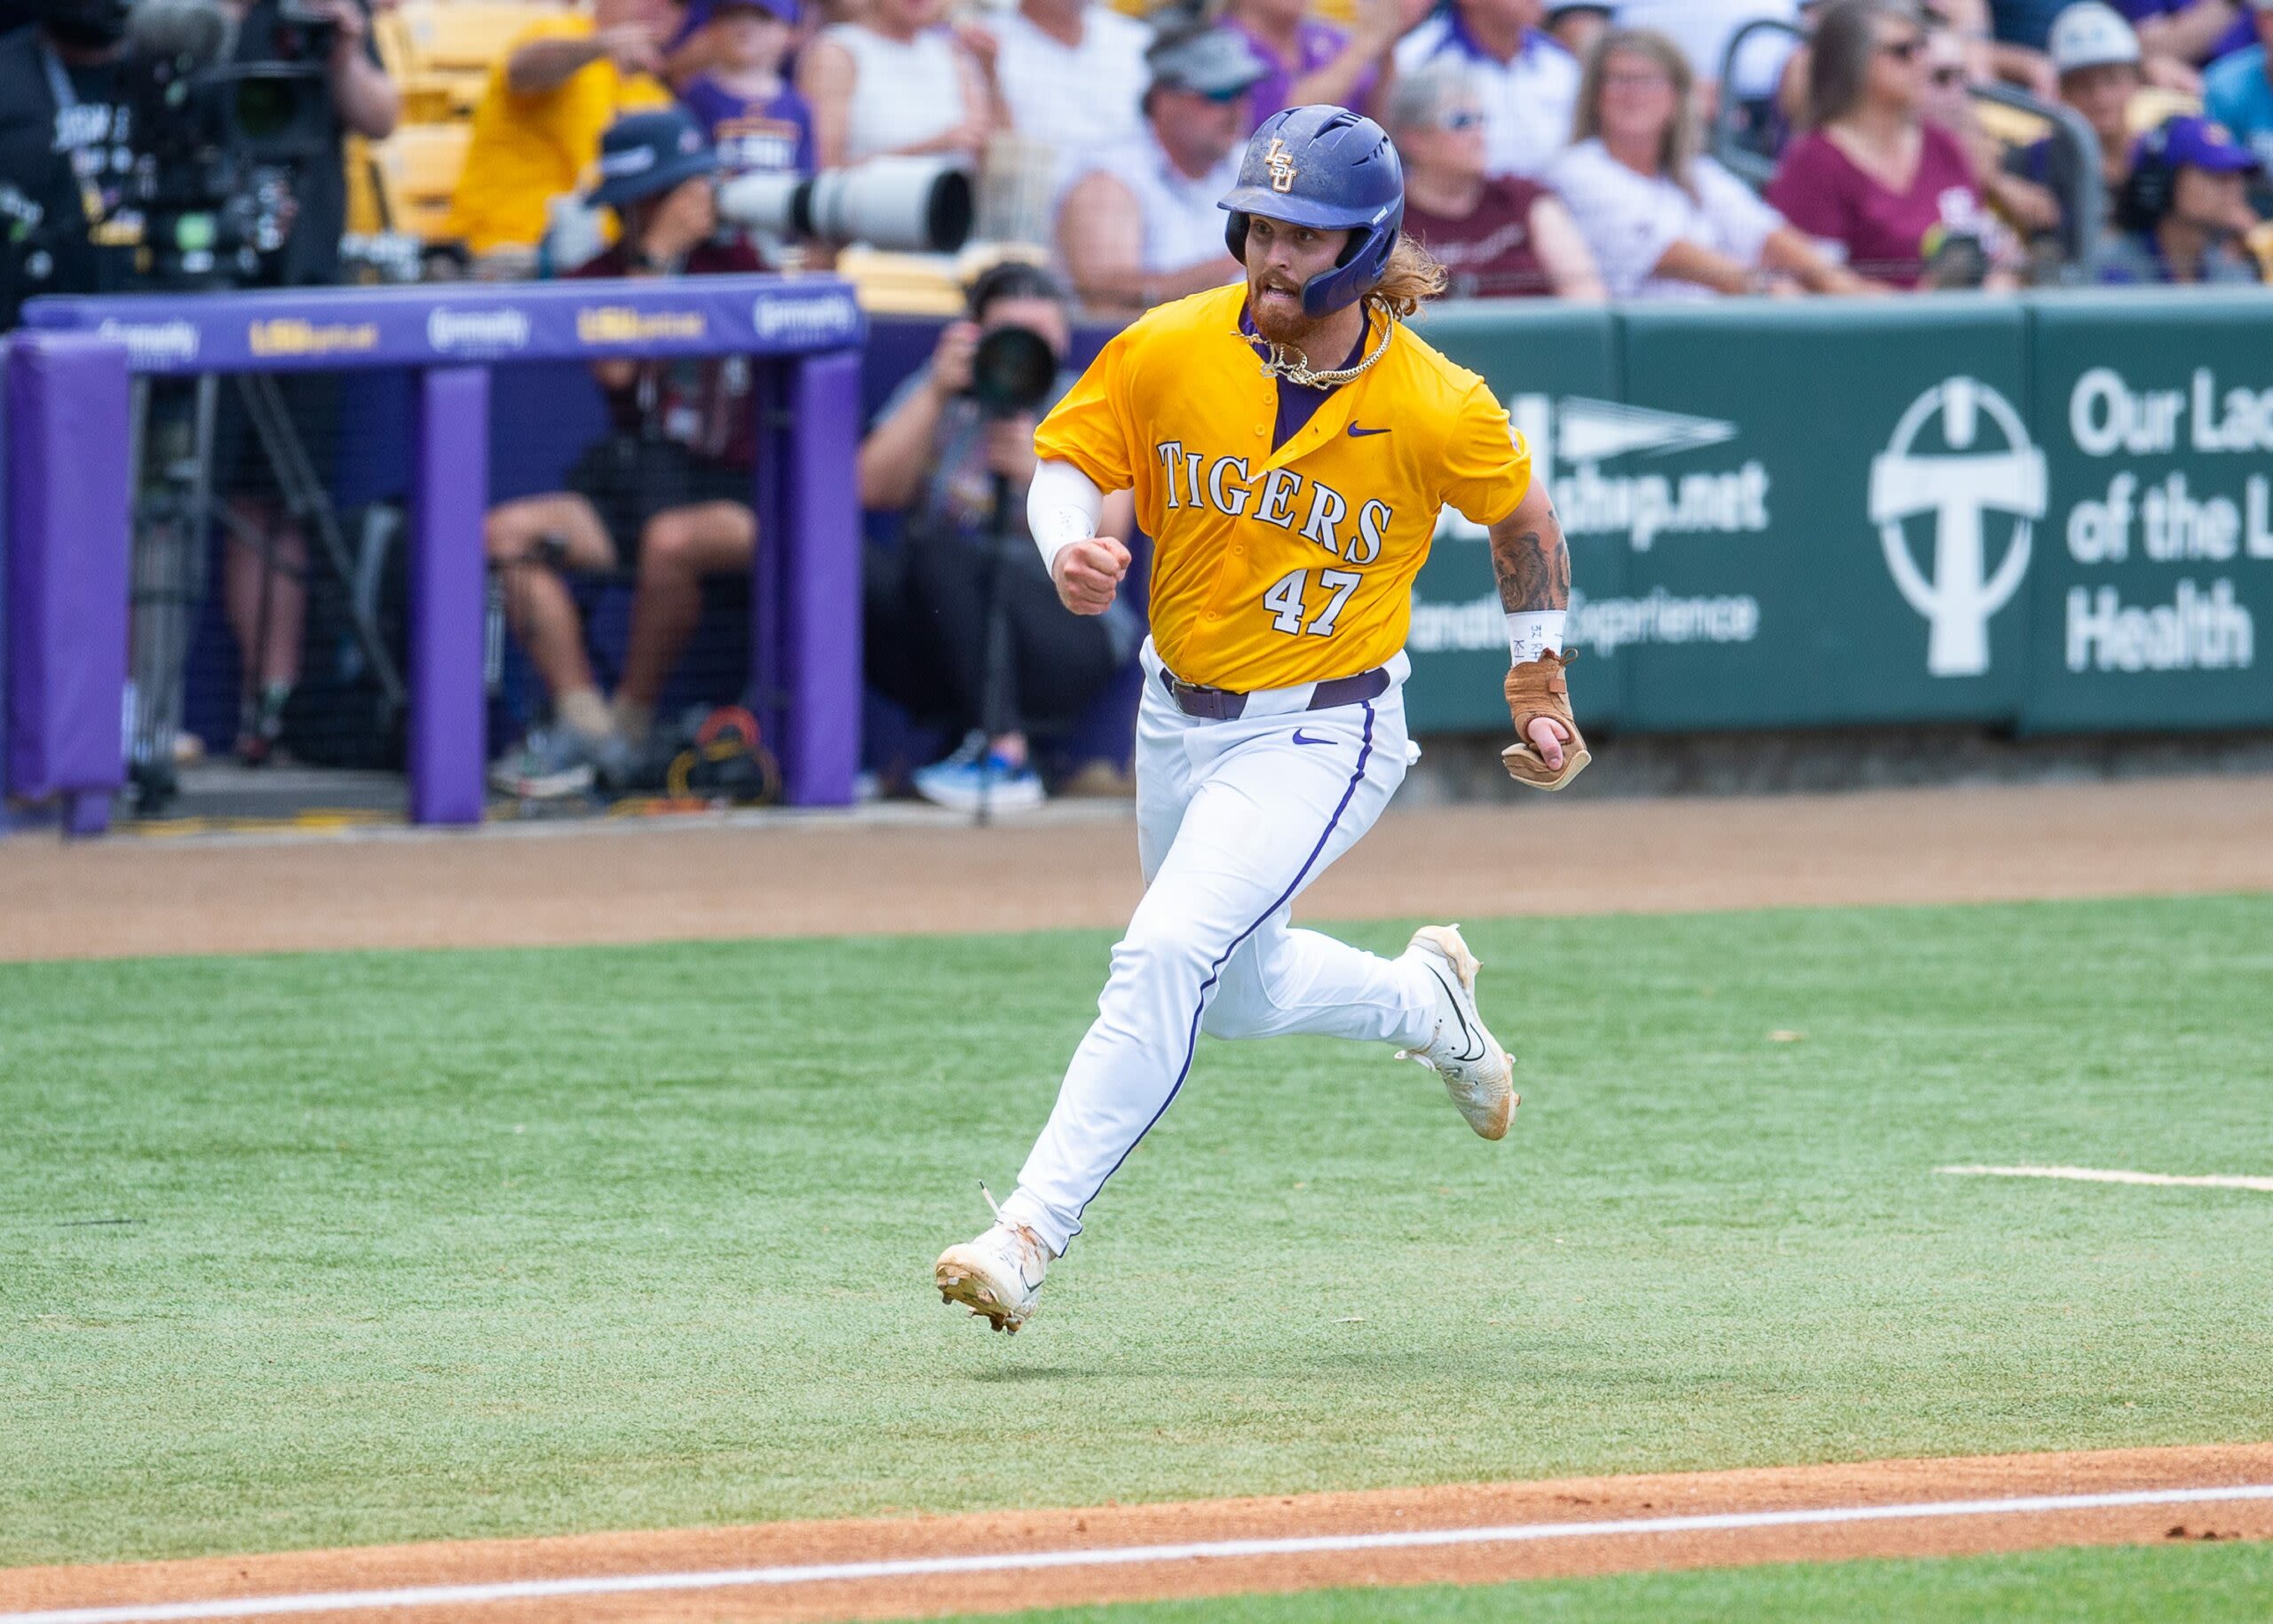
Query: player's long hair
xmin=1367 ymin=235 xmax=1449 ymax=321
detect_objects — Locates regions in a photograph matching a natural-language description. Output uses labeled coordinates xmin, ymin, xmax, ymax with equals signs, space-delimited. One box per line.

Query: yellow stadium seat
xmin=2127 ymin=86 xmax=2202 ymax=133
xmin=392 ymin=0 xmax=566 ymax=120
xmin=367 ymin=123 xmax=476 ymax=243
xmin=396 ymin=0 xmax=563 ymax=73
xmin=1976 ymin=99 xmax=2051 ymax=150
xmin=345 ymin=132 xmax=382 ymax=235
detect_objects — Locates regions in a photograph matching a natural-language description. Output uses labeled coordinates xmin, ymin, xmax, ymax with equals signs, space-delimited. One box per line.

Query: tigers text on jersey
xmin=1034 ymin=283 xmax=1531 ymax=693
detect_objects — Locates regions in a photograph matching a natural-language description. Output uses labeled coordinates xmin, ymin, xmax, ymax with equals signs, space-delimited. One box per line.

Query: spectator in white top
xmin=1548 ymin=27 xmax=1872 ymax=295
xmin=977 ymin=0 xmax=1152 ymax=193
xmin=1057 ymin=23 xmax=1268 ymax=313
xmin=1393 ymin=0 xmax=1582 ymax=178
xmin=798 ymin=0 xmax=993 ymax=168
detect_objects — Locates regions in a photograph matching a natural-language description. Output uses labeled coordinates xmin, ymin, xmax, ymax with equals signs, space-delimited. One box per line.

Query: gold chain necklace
xmin=1257 ymin=314 xmax=1395 ymax=392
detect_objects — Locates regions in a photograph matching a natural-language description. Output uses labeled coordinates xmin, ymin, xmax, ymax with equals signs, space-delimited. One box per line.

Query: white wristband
xmin=1028 ymin=458 xmax=1104 ymax=570
xmin=1507 ymin=609 xmax=1566 ymax=663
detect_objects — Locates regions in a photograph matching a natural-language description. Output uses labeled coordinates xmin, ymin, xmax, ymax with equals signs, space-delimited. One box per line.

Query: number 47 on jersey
xmin=1263 ymin=567 xmax=1361 ymax=638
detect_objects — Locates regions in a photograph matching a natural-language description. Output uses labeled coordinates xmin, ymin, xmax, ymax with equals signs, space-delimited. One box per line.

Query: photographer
xmin=0 ymin=0 xmax=133 ymax=328
xmin=216 ymin=0 xmax=398 ymax=760
xmin=859 ymin=262 xmax=1139 ymax=812
xmin=487 ymin=108 xmax=764 ymax=800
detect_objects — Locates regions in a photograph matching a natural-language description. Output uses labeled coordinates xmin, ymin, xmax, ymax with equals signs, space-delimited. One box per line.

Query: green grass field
xmin=4 ymin=894 xmax=2270 ymax=1583
xmin=960 ymin=1541 xmax=2273 ymax=1623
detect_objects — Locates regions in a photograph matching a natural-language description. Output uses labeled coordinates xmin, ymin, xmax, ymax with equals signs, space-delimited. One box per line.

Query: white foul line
xmin=9 ymin=1485 xmax=2273 ymax=1624
xmin=1939 ymin=1165 xmax=2273 ymax=1193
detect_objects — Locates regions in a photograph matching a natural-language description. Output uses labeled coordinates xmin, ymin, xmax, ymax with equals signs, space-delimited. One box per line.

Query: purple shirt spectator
xmin=1765 ymin=122 xmax=1987 ymax=286
xmin=680 ymin=79 xmax=816 ymax=174
xmin=1226 ymin=15 xmax=1377 ymax=119
xmin=2112 ymin=0 xmax=2255 ymax=63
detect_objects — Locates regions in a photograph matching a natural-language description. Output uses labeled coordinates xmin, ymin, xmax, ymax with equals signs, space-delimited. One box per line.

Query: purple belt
xmin=1158 ymin=665 xmax=1390 ymax=722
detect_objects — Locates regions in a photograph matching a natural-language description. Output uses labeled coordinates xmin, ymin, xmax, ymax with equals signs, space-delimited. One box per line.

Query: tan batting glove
xmin=1502 ymin=650 xmax=1591 ymax=791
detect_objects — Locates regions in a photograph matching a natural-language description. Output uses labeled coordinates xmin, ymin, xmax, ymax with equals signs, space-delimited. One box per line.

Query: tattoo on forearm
xmin=1490 ymin=523 xmax=1571 ymax=613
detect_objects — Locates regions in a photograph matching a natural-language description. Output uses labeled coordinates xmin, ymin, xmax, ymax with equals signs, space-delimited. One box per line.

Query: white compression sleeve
xmin=1028 ymin=458 xmax=1104 ymax=570
xmin=1506 ymin=610 xmax=1567 ymax=662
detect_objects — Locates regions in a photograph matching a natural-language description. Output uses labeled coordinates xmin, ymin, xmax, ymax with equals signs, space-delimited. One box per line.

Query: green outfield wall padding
xmin=2024 ymin=289 xmax=2273 ymax=733
xmin=1408 ymin=289 xmax=2273 ymax=738
xmin=1406 ymin=303 xmax=1625 ymax=733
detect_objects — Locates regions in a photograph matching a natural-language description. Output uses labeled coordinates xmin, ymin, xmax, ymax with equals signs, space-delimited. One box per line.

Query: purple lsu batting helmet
xmin=1218 ymin=104 xmax=1405 ymax=319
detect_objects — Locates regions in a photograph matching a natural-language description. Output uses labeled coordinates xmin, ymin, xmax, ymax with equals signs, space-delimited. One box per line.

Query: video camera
xmin=121 ymin=0 xmax=337 ymax=286
xmin=17 ymin=0 xmax=336 ymax=289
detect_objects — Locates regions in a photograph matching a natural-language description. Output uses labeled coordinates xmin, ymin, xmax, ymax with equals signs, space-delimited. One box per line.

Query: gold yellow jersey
xmin=1034 ymin=284 xmax=1531 ymax=693
xmin=447 ymin=13 xmax=674 ymax=256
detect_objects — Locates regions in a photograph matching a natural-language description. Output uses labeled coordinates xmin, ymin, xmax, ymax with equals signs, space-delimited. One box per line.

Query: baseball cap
xmin=2154 ymin=113 xmax=2261 ymax=172
xmin=2047 ymin=2 xmax=2140 ymax=73
xmin=1146 ymin=24 xmax=1270 ymax=99
xmin=587 ymin=107 xmax=721 ymax=209
xmin=669 ymin=0 xmax=799 ymax=47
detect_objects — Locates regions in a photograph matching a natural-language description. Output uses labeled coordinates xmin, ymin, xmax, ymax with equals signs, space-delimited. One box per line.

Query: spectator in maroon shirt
xmin=1767 ymin=0 xmax=2016 ymax=286
xmin=1221 ymin=0 xmax=1399 ymax=119
xmin=486 ymin=108 xmax=766 ymax=798
xmin=1386 ymin=62 xmax=1606 ymax=297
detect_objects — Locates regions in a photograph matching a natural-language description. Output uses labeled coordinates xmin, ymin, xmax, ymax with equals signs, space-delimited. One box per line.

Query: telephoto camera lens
xmin=969 ymin=325 xmax=1057 ymax=419
xmin=717 ymin=158 xmax=974 ymax=255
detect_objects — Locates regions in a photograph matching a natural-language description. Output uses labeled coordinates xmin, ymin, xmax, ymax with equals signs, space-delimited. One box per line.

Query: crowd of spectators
xmin=419 ymin=0 xmax=2273 ymax=308
xmin=11 ymin=0 xmax=2273 ymax=808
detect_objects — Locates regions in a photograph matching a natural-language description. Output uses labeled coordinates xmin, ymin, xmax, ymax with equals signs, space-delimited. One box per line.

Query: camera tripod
xmin=124 ymin=370 xmax=403 ymax=813
xmin=972 ymin=470 xmax=1019 ymax=828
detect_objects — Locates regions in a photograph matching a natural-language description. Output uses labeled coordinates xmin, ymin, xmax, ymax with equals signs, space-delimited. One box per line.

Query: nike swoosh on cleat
xmin=1347 ymin=424 xmax=1390 ymax=438
xmin=1426 ymin=965 xmax=1488 ymax=1064
xmin=1290 ymin=729 xmax=1335 ymax=746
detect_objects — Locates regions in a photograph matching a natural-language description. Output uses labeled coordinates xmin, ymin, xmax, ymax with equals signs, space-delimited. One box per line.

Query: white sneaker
xmin=1396 ymin=924 xmax=1517 ymax=1140
xmin=935 ymin=1189 xmax=1049 ymax=1333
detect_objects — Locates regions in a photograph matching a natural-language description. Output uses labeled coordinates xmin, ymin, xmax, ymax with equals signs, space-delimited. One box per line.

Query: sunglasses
xmin=1437 ymin=108 xmax=1485 ymax=131
xmin=1200 ymin=83 xmax=1249 ymax=103
xmin=1878 ymin=36 xmax=1924 ymax=61
xmin=1929 ymin=65 xmax=1966 ymax=86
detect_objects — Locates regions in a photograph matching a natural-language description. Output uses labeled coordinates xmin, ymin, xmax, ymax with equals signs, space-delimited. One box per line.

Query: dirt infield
xmin=4 ymin=774 xmax=2271 ymax=963
xmin=4 ymin=1445 xmax=2270 ymax=1622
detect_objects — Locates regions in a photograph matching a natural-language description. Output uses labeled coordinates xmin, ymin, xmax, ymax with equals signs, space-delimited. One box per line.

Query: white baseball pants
xmin=998 ymin=644 xmax=1440 ymax=1256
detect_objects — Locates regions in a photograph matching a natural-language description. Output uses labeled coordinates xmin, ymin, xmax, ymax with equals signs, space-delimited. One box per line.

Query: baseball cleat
xmin=935 ymin=1187 xmax=1049 ymax=1333
xmin=1396 ymin=924 xmax=1517 ymax=1140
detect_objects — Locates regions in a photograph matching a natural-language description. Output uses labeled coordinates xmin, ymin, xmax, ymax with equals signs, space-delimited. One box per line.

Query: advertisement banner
xmin=22 ymin=277 xmax=866 ymax=373
xmin=1404 ymin=302 xmax=1625 ymax=733
xmin=1616 ymin=300 xmax=2034 ymax=731
xmin=2024 ymin=289 xmax=2273 ymax=732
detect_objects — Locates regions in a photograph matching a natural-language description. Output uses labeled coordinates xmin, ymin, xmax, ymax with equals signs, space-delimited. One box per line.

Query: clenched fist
xmin=1052 ymin=536 xmax=1130 ymax=615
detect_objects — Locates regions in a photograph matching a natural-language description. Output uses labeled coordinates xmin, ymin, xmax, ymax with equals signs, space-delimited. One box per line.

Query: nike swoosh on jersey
xmin=1347 ymin=424 xmax=1391 ymax=438
xmin=1290 ymin=729 xmax=1335 ymax=746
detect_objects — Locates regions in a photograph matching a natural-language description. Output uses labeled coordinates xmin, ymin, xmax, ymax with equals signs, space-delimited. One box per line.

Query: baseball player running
xmin=937 ymin=105 xmax=1588 ymax=1332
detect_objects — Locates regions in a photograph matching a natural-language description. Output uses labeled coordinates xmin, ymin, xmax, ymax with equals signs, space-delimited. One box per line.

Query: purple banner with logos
xmin=20 ymin=276 xmax=866 ymax=372
xmin=5 ymin=276 xmax=864 ymax=834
